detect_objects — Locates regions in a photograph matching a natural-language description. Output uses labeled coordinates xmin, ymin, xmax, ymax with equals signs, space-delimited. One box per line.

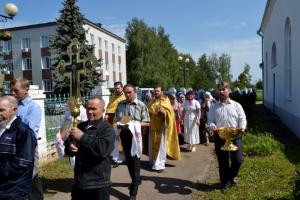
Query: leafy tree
xmin=126 ymin=18 xmax=182 ymax=88
xmin=255 ymin=79 xmax=263 ymax=89
xmin=194 ymin=54 xmax=216 ymax=89
xmin=51 ymin=0 xmax=100 ymax=95
xmin=233 ymin=63 xmax=252 ymax=89
xmin=218 ymin=53 xmax=232 ymax=83
xmin=207 ymin=53 xmax=219 ymax=84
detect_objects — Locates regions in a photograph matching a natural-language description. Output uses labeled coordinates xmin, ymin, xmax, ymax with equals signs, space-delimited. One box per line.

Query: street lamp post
xmin=0 ymin=3 xmax=18 ymax=21
xmin=178 ymin=56 xmax=190 ymax=88
xmin=0 ymin=3 xmax=18 ymax=96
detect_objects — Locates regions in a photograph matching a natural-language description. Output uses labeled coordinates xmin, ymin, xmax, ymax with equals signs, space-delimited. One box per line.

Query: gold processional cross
xmin=56 ymin=38 xmax=93 ymax=127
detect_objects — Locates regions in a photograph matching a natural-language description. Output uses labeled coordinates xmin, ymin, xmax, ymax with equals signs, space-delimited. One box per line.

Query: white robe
xmin=183 ymin=100 xmax=200 ymax=144
xmin=148 ymin=124 xmax=166 ymax=170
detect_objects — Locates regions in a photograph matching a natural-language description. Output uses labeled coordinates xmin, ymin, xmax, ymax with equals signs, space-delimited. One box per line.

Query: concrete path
xmin=45 ymin=144 xmax=215 ymax=200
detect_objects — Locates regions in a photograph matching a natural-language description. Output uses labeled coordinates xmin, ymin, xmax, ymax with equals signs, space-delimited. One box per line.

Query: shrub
xmin=243 ymin=133 xmax=283 ymax=157
xmin=256 ymin=90 xmax=263 ymax=101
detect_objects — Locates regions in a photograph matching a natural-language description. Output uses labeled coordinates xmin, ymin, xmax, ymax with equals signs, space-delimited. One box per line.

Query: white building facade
xmin=1 ymin=20 xmax=127 ymax=92
xmin=259 ymin=0 xmax=300 ymax=138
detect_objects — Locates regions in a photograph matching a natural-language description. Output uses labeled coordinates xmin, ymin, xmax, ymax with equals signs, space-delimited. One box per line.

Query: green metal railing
xmin=45 ymin=93 xmax=111 ymax=142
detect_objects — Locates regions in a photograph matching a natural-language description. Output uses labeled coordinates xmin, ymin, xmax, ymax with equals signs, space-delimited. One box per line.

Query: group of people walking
xmin=0 ymin=78 xmax=247 ymax=200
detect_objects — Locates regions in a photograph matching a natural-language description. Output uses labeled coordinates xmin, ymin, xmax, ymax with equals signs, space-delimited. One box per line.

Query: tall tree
xmin=207 ymin=53 xmax=219 ymax=85
xmin=126 ymin=18 xmax=182 ymax=88
xmin=218 ymin=53 xmax=232 ymax=83
xmin=51 ymin=0 xmax=100 ymax=95
xmin=194 ymin=54 xmax=217 ymax=89
xmin=233 ymin=63 xmax=252 ymax=89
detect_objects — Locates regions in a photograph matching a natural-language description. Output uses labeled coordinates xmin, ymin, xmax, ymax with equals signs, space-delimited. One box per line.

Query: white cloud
xmin=187 ymin=38 xmax=262 ymax=83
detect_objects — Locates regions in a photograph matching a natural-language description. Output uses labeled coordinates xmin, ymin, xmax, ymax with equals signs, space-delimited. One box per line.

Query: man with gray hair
xmin=0 ymin=95 xmax=36 ymax=199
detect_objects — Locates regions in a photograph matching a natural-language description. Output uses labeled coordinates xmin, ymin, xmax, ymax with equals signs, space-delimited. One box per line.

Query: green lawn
xmin=256 ymin=90 xmax=263 ymax=102
xmin=195 ymin=104 xmax=300 ymax=200
xmin=40 ymin=158 xmax=73 ymax=196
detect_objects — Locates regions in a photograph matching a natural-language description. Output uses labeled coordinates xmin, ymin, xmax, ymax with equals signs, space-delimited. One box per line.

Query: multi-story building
xmin=0 ymin=19 xmax=127 ymax=93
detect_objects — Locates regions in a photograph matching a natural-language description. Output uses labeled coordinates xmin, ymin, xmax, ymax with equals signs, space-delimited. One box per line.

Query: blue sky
xmin=4 ymin=0 xmax=267 ymax=83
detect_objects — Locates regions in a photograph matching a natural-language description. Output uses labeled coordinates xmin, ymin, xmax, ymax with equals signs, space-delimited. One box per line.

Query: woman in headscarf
xmin=182 ymin=90 xmax=201 ymax=152
xmin=169 ymin=93 xmax=184 ymax=145
xmin=200 ymin=91 xmax=215 ymax=146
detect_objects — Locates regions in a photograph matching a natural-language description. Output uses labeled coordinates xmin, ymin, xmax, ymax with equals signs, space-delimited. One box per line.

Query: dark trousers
xmin=71 ymin=185 xmax=110 ymax=200
xmin=120 ymin=129 xmax=141 ymax=196
xmin=214 ymin=134 xmax=244 ymax=187
xmin=28 ymin=175 xmax=43 ymax=200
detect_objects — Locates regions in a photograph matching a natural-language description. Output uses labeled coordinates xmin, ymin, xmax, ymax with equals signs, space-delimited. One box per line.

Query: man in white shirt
xmin=208 ymin=82 xmax=247 ymax=193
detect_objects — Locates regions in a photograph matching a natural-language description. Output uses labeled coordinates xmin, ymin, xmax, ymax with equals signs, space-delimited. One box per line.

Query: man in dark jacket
xmin=65 ymin=97 xmax=115 ymax=200
xmin=0 ymin=95 xmax=36 ymax=199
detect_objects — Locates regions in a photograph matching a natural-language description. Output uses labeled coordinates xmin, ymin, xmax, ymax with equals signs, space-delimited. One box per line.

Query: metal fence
xmin=45 ymin=93 xmax=110 ymax=142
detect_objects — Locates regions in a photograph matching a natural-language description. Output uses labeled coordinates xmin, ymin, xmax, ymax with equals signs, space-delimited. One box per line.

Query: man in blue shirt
xmin=12 ymin=78 xmax=43 ymax=200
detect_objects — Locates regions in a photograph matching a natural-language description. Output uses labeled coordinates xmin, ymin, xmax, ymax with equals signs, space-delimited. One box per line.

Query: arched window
xmin=271 ymin=42 xmax=277 ymax=68
xmin=284 ymin=18 xmax=292 ymax=98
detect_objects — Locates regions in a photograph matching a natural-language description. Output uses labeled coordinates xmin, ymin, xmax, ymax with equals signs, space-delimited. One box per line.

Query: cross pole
xmin=56 ymin=38 xmax=93 ymax=97
xmin=56 ymin=38 xmax=93 ymax=127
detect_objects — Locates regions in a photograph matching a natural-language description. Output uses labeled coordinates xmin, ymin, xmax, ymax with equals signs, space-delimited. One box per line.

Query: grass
xmin=39 ymin=158 xmax=73 ymax=197
xmin=256 ymin=90 xmax=263 ymax=101
xmin=40 ymin=103 xmax=300 ymax=200
xmin=195 ymin=104 xmax=300 ymax=200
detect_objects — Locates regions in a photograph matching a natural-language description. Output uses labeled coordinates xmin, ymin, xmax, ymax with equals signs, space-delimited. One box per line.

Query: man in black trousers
xmin=65 ymin=97 xmax=115 ymax=200
xmin=115 ymin=84 xmax=150 ymax=200
xmin=208 ymin=82 xmax=247 ymax=193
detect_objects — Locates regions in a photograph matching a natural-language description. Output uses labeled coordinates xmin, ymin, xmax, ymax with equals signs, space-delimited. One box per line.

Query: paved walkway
xmin=45 ymin=144 xmax=215 ymax=200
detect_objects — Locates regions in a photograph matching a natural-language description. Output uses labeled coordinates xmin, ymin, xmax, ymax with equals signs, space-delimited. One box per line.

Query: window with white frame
xmin=105 ymin=40 xmax=108 ymax=50
xmin=90 ymin=34 xmax=95 ymax=45
xmin=40 ymin=35 xmax=50 ymax=48
xmin=119 ymin=63 xmax=121 ymax=71
xmin=118 ymin=46 xmax=121 ymax=54
xmin=22 ymin=58 xmax=32 ymax=70
xmin=112 ymin=43 xmax=115 ymax=53
xmin=284 ymin=18 xmax=292 ymax=98
xmin=105 ymin=63 xmax=109 ymax=71
xmin=41 ymin=56 xmax=51 ymax=69
xmin=98 ymin=37 xmax=102 ymax=49
xmin=271 ymin=42 xmax=277 ymax=68
xmin=2 ymin=40 xmax=12 ymax=52
xmin=43 ymin=79 xmax=52 ymax=91
xmin=3 ymin=60 xmax=13 ymax=74
xmin=21 ymin=38 xmax=31 ymax=50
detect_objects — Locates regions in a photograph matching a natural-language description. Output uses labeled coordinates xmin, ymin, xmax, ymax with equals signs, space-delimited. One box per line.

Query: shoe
xmin=112 ymin=163 xmax=120 ymax=168
xmin=157 ymin=169 xmax=164 ymax=173
xmin=204 ymin=142 xmax=209 ymax=146
xmin=231 ymin=177 xmax=238 ymax=186
xmin=130 ymin=195 xmax=136 ymax=200
xmin=221 ymin=187 xmax=228 ymax=194
xmin=191 ymin=146 xmax=196 ymax=152
xmin=111 ymin=160 xmax=120 ymax=168
xmin=220 ymin=182 xmax=231 ymax=193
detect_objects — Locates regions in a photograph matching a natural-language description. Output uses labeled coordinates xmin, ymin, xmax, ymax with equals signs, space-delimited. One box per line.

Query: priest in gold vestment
xmin=148 ymin=85 xmax=181 ymax=172
xmin=106 ymin=82 xmax=126 ymax=166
